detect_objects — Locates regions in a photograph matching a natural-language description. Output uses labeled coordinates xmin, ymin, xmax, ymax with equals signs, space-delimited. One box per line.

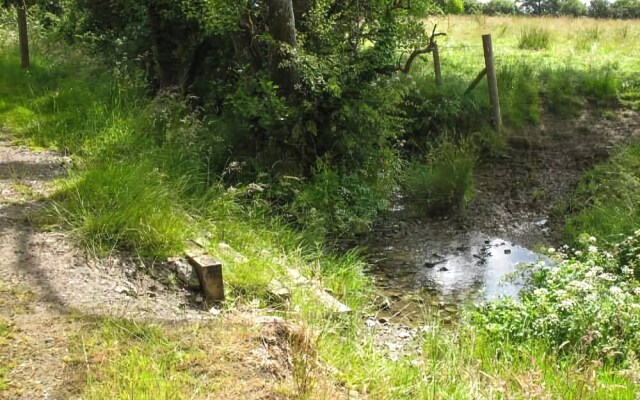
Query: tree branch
xmin=397 ymin=25 xmax=446 ymax=74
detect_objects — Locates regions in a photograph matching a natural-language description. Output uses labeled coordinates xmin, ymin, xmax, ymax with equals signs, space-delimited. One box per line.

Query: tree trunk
xmin=17 ymin=2 xmax=29 ymax=69
xmin=266 ymin=0 xmax=299 ymax=100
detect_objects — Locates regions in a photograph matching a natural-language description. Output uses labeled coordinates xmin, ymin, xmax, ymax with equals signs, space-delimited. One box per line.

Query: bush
xmin=483 ymin=0 xmax=518 ymax=15
xmin=559 ymin=0 xmax=588 ymax=16
xmin=404 ymin=135 xmax=478 ymax=215
xmin=470 ymin=234 xmax=640 ymax=363
xmin=518 ymin=27 xmax=552 ymax=50
xmin=290 ymin=162 xmax=397 ymax=241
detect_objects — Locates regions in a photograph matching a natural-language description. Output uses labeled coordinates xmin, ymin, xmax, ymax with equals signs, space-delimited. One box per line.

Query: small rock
xmin=378 ymin=317 xmax=389 ymax=325
xmin=195 ymin=295 xmax=204 ymax=303
xmin=209 ymin=307 xmax=221 ymax=316
xmin=504 ymin=249 xmax=512 ymax=255
xmin=172 ymin=259 xmax=201 ymax=289
xmin=397 ymin=330 xmax=411 ymax=339
xmin=375 ymin=296 xmax=391 ymax=311
xmin=365 ymin=319 xmax=377 ymax=328
xmin=438 ymin=267 xmax=449 ymax=272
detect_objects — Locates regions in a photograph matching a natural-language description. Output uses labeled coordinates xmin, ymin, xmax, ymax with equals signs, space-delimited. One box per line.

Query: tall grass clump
xmin=52 ymin=161 xmax=191 ymax=257
xmin=518 ymin=26 xmax=552 ymax=50
xmin=498 ymin=62 xmax=541 ymax=127
xmin=404 ymin=135 xmax=478 ymax=215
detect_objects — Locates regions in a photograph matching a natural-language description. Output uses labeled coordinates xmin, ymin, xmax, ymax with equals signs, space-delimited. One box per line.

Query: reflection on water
xmin=365 ymin=220 xmax=549 ymax=322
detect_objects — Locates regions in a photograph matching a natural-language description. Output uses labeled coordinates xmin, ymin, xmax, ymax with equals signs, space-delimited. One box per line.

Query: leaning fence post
xmin=482 ymin=34 xmax=501 ymax=132
xmin=433 ymin=43 xmax=442 ymax=87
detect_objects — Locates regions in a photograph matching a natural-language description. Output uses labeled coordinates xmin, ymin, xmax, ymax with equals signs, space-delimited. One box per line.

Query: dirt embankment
xmin=470 ymin=109 xmax=640 ymax=245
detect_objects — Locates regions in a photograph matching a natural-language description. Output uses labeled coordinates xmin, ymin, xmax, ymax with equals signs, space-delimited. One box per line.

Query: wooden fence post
xmin=433 ymin=43 xmax=442 ymax=87
xmin=482 ymin=34 xmax=501 ymax=132
xmin=17 ymin=2 xmax=29 ymax=69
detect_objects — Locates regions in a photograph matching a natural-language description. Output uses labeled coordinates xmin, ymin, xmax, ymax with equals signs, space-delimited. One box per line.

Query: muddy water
xmin=364 ymin=218 xmax=550 ymax=323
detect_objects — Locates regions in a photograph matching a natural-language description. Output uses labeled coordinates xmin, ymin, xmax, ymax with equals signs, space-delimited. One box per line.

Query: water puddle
xmin=364 ymin=219 xmax=549 ymax=323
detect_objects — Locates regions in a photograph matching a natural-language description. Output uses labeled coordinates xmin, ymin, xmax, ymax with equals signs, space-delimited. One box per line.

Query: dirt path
xmin=0 ymin=131 xmax=212 ymax=398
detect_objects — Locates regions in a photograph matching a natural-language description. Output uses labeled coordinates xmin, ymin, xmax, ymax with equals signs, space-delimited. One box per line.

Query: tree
xmin=483 ymin=0 xmax=518 ymax=15
xmin=518 ymin=0 xmax=560 ymax=15
xmin=558 ymin=0 xmax=587 ymax=15
xmin=16 ymin=0 xmax=29 ymax=68
xmin=611 ymin=0 xmax=640 ymax=18
xmin=589 ymin=0 xmax=612 ymax=17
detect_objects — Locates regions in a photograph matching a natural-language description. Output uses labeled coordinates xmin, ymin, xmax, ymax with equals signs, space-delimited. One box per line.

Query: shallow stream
xmin=363 ymin=217 xmax=550 ymax=323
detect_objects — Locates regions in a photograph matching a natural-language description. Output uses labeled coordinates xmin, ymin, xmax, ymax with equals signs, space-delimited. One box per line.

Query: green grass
xmin=404 ymin=135 xmax=477 ymax=215
xmin=518 ymin=26 xmax=552 ymax=50
xmin=565 ymin=143 xmax=640 ymax=245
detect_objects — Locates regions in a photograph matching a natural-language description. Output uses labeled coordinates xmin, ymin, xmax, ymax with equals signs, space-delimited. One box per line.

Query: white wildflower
xmin=559 ymin=299 xmax=576 ymax=311
xmin=575 ymin=250 xmax=583 ymax=256
xmin=598 ymin=273 xmax=617 ymax=282
xmin=609 ymin=286 xmax=623 ymax=296
xmin=633 ymin=287 xmax=640 ymax=296
xmin=547 ymin=247 xmax=556 ymax=254
xmin=588 ymin=245 xmax=598 ymax=253
xmin=589 ymin=236 xmax=597 ymax=243
xmin=549 ymin=267 xmax=561 ymax=276
xmin=622 ymin=265 xmax=634 ymax=276
xmin=568 ymin=280 xmax=593 ymax=292
xmin=555 ymin=289 xmax=568 ymax=298
xmin=585 ymin=293 xmax=598 ymax=302
xmin=534 ymin=288 xmax=549 ymax=297
xmin=547 ymin=314 xmax=559 ymax=324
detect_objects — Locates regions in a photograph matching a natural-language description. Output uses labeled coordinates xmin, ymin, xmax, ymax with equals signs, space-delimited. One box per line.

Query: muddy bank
xmin=360 ymin=109 xmax=640 ymax=323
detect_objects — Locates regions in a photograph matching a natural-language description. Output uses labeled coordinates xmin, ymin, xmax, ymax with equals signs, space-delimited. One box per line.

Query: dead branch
xmin=397 ymin=24 xmax=446 ymax=74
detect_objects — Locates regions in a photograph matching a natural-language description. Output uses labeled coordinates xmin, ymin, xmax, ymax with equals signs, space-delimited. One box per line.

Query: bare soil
xmin=470 ymin=108 xmax=640 ymax=244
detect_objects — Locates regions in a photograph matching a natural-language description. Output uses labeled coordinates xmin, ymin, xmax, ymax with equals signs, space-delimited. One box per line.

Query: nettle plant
xmin=470 ymin=233 xmax=640 ymax=363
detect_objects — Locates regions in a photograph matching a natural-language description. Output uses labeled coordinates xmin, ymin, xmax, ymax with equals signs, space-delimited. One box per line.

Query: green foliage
xmin=482 ymin=0 xmax=518 ymax=15
xmin=470 ymin=236 xmax=640 ymax=363
xmin=291 ymin=162 xmax=396 ymax=241
xmin=541 ymin=68 xmax=585 ymax=116
xmin=589 ymin=0 xmax=612 ymax=17
xmin=559 ymin=0 xmax=588 ymax=16
xmin=518 ymin=26 xmax=552 ymax=50
xmin=444 ymin=0 xmax=466 ymax=14
xmin=498 ymin=62 xmax=541 ymax=127
xmin=565 ymin=143 xmax=640 ymax=243
xmin=611 ymin=0 xmax=640 ymax=18
xmin=53 ymin=162 xmax=191 ymax=257
xmin=404 ymin=135 xmax=478 ymax=215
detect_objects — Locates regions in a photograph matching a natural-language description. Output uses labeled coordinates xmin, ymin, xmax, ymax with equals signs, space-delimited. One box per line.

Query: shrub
xmin=470 ymin=235 xmax=640 ymax=363
xmin=290 ymin=162 xmax=397 ymax=241
xmin=404 ymin=135 xmax=478 ymax=215
xmin=518 ymin=27 xmax=552 ymax=50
